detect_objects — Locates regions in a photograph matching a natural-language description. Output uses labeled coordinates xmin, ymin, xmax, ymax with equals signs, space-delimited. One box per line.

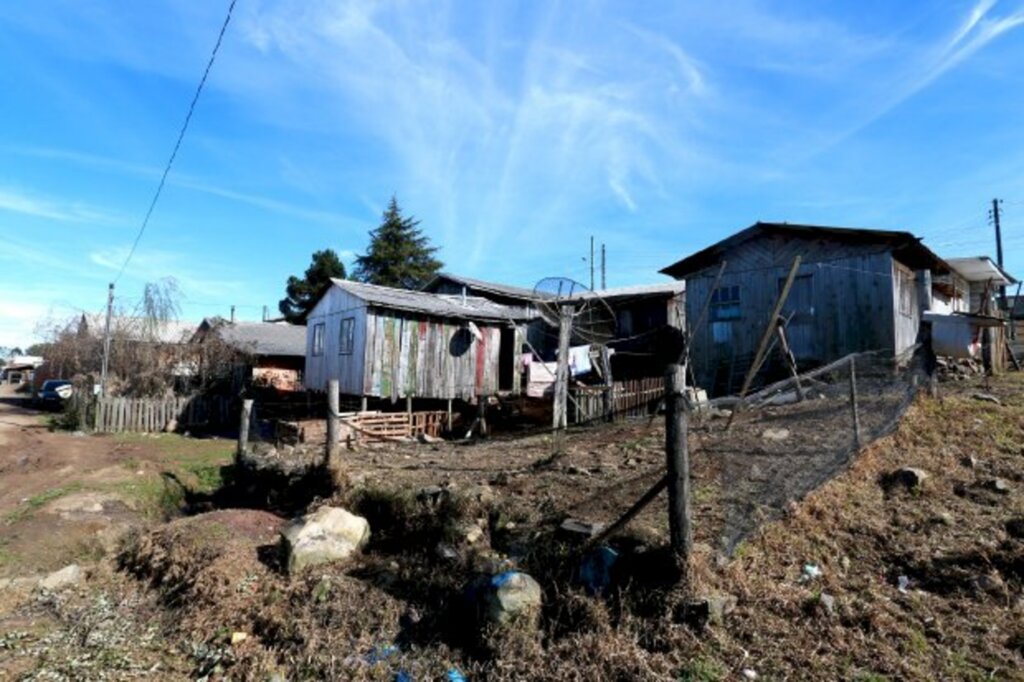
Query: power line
xmin=113 ymin=0 xmax=237 ymax=283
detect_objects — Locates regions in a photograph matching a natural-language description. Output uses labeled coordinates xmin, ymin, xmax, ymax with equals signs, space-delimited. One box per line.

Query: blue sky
xmin=2 ymin=0 xmax=1024 ymax=347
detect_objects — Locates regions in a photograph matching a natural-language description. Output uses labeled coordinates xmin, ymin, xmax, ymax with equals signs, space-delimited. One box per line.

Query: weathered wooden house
xmin=191 ymin=319 xmax=307 ymax=391
xmin=660 ymin=222 xmax=951 ymax=394
xmin=304 ymin=279 xmax=530 ymax=401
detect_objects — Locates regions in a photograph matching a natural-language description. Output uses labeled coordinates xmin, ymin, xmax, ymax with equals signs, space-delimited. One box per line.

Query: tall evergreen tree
xmin=278 ymin=249 xmax=347 ymax=323
xmin=353 ymin=197 xmax=443 ymax=289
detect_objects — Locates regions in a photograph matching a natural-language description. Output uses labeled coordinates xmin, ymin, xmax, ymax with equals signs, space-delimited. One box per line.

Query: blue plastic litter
xmin=365 ymin=644 xmax=400 ymax=664
xmin=395 ymin=671 xmax=413 ymax=682
xmin=447 ymin=668 xmax=467 ymax=681
xmin=579 ymin=545 xmax=619 ymax=595
xmin=490 ymin=571 xmax=519 ymax=588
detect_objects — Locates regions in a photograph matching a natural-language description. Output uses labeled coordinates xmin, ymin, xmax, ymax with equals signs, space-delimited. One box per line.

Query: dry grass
xmin=24 ymin=373 xmax=1024 ymax=680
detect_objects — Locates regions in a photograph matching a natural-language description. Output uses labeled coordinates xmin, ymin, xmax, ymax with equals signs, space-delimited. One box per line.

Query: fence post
xmin=849 ymin=357 xmax=862 ymax=450
xmin=326 ymin=379 xmax=340 ymax=464
xmin=552 ymin=304 xmax=574 ymax=429
xmin=665 ymin=364 xmax=692 ymax=562
xmin=237 ymin=399 xmax=253 ymax=463
xmin=599 ymin=346 xmax=614 ymax=422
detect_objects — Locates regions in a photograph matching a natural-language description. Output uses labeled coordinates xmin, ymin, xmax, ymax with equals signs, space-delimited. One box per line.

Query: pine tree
xmin=278 ymin=249 xmax=347 ymax=323
xmin=353 ymin=197 xmax=443 ymax=289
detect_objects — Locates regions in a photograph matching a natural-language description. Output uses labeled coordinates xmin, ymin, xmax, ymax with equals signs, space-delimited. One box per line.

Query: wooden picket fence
xmin=93 ymin=395 xmax=232 ymax=433
xmin=571 ymin=376 xmax=665 ymax=423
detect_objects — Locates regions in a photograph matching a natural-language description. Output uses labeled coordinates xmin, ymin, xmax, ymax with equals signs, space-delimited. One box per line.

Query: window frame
xmin=338 ymin=317 xmax=355 ymax=355
xmin=709 ymin=284 xmax=741 ymax=322
xmin=312 ymin=322 xmax=325 ymax=357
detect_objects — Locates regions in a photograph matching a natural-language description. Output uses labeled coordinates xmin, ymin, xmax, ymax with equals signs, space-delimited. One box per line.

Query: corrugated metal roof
xmin=213 ymin=321 xmax=307 ymax=357
xmin=331 ymin=279 xmax=526 ymax=322
xmin=569 ymin=281 xmax=685 ymax=301
xmin=945 ymin=257 xmax=1016 ymax=285
xmin=81 ymin=314 xmax=196 ymax=344
xmin=660 ymin=222 xmax=951 ymax=279
xmin=424 ymin=273 xmax=547 ymax=301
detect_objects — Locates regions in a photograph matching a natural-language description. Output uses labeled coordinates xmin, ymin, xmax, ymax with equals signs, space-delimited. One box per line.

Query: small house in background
xmin=304 ymin=279 xmax=531 ymax=402
xmin=191 ymin=318 xmax=307 ymax=392
xmin=1 ymin=355 xmax=44 ymax=385
xmin=660 ymin=222 xmax=951 ymax=395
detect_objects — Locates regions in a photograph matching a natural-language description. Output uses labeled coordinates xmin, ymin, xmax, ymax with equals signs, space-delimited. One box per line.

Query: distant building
xmin=304 ymin=279 xmax=532 ymax=401
xmin=660 ymin=222 xmax=951 ymax=394
xmin=191 ymin=318 xmax=307 ymax=391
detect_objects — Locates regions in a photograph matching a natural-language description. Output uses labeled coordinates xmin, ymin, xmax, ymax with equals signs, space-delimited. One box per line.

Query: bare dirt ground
xmin=0 ymin=375 xmax=1022 ymax=680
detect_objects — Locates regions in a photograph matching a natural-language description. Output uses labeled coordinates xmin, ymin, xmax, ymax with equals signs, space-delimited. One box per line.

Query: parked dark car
xmin=38 ymin=380 xmax=72 ymax=409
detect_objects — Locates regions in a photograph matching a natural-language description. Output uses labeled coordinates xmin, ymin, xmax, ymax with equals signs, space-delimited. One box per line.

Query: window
xmin=709 ymin=285 xmax=741 ymax=322
xmin=339 ymin=317 xmax=355 ymax=355
xmin=312 ymin=323 xmax=325 ymax=356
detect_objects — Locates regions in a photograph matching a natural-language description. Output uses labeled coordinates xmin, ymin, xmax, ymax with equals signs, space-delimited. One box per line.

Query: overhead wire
xmin=113 ymin=0 xmax=237 ymax=284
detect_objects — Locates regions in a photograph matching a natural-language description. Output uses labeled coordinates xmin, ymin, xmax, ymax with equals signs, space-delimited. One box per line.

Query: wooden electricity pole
xmin=552 ymin=304 xmax=575 ymax=429
xmin=99 ymin=283 xmax=114 ymax=397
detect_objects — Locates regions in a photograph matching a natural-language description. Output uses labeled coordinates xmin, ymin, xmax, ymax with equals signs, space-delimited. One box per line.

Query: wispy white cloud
xmin=89 ymin=247 xmax=245 ymax=300
xmin=238 ymin=1 xmax=712 ymax=269
xmin=0 ymin=185 xmax=122 ymax=224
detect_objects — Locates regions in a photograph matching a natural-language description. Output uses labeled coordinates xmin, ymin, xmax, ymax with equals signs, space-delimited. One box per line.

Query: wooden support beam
xmin=727 ymin=256 xmax=802 ymax=430
xmin=775 ymin=322 xmax=804 ymax=401
xmin=237 ymin=399 xmax=253 ymax=464
xmin=599 ymin=346 xmax=614 ymax=422
xmin=552 ymin=304 xmax=575 ymax=429
xmin=665 ymin=365 xmax=692 ymax=559
xmin=326 ymin=379 xmax=340 ymax=463
xmin=478 ymin=396 xmax=488 ymax=437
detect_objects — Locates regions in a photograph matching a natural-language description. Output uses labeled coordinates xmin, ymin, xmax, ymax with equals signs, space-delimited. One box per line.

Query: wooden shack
xmin=304 ymin=279 xmax=529 ymax=400
xmin=660 ymin=222 xmax=951 ymax=394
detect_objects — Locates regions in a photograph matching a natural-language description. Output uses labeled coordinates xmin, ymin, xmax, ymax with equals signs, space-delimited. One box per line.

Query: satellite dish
xmin=533 ymin=277 xmax=617 ymax=345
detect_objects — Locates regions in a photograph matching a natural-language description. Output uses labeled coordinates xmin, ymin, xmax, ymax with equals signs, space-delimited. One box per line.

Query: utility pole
xmin=601 ymin=243 xmax=606 ymax=290
xmin=992 ymin=198 xmax=1006 ymax=311
xmin=262 ymin=305 xmax=268 ymax=322
xmin=590 ymin=236 xmax=595 ymax=290
xmin=230 ymin=305 xmax=236 ymax=323
xmin=100 ymin=283 xmax=114 ymax=397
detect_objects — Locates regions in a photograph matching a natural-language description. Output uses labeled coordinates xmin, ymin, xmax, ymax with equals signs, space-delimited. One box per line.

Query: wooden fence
xmin=93 ymin=395 xmax=232 ymax=433
xmin=571 ymin=376 xmax=665 ymax=423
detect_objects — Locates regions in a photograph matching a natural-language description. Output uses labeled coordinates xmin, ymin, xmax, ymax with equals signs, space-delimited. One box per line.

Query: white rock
xmin=479 ymin=571 xmax=543 ymax=626
xmin=280 ymin=506 xmax=370 ymax=574
xmin=37 ymin=564 xmax=82 ymax=591
xmin=761 ymin=428 xmax=790 ymax=441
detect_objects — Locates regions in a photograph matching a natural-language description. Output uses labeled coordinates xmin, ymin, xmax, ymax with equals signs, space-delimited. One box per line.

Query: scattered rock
xmin=467 ymin=484 xmax=496 ymax=504
xmin=680 ymin=594 xmax=738 ymax=627
xmin=761 ymin=427 xmax=790 ymax=441
xmin=933 ymin=511 xmax=954 ymax=526
xmin=819 ymin=592 xmax=836 ymax=616
xmin=164 ymin=418 xmax=178 ymax=433
xmin=624 ymin=458 xmax=638 ymax=468
xmin=459 ymin=522 xmax=486 ymax=546
xmin=417 ymin=432 xmax=443 ymax=444
xmin=435 ymin=542 xmax=459 ymax=562
xmin=972 ymin=572 xmax=1008 ymax=598
xmin=559 ymin=518 xmax=605 ymax=539
xmin=37 ymin=564 xmax=82 ymax=591
xmin=894 ymin=467 xmax=929 ymax=489
xmin=230 ymin=632 xmax=248 ymax=646
xmin=986 ymin=479 xmax=1011 ymax=494
xmin=566 ymin=464 xmax=591 ymax=476
xmin=972 ymin=392 xmax=1001 ymax=405
xmin=741 ymin=669 xmax=758 ymax=681
xmin=280 ymin=506 xmax=370 ymax=574
xmin=476 ymin=571 xmax=543 ymax=627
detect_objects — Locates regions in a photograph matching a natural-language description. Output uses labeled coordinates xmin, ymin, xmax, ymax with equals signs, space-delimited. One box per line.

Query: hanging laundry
xmin=568 ymin=344 xmax=592 ymax=376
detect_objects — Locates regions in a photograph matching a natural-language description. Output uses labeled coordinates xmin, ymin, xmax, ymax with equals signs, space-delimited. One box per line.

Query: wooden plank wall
xmin=303 ymin=286 xmax=369 ymax=394
xmin=94 ymin=395 xmax=230 ymax=433
xmin=362 ymin=310 xmax=509 ymax=400
xmin=683 ymin=234 xmax=899 ymax=393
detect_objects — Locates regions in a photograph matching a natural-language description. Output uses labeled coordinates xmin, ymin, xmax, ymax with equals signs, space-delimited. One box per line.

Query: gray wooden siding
xmin=303 ymin=286 xmax=369 ymax=394
xmin=683 ymin=234 xmax=900 ymax=391
xmin=892 ymin=260 xmax=921 ymax=356
xmin=362 ymin=309 xmax=507 ymax=399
